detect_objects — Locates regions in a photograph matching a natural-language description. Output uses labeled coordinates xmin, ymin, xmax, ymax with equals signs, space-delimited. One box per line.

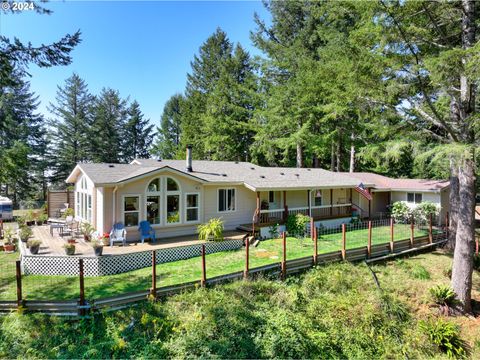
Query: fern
xmin=429 ymin=285 xmax=456 ymax=306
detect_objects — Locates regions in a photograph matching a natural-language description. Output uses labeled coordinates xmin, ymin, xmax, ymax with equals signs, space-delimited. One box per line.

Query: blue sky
xmin=1 ymin=0 xmax=270 ymax=126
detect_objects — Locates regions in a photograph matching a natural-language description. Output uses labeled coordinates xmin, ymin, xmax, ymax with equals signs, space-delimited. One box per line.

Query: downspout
xmin=112 ymin=186 xmax=118 ymax=226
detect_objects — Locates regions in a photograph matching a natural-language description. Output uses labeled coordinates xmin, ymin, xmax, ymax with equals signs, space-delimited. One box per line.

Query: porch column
xmin=283 ymin=191 xmax=288 ymax=221
xmin=330 ymin=189 xmax=333 ymax=216
xmin=307 ymin=189 xmax=311 ymax=216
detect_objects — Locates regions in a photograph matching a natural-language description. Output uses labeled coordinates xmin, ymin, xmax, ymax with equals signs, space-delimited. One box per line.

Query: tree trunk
xmin=335 ymin=136 xmax=341 ymax=172
xmin=330 ymin=141 xmax=335 ymax=171
xmin=446 ymin=160 xmax=459 ymax=250
xmin=312 ymin=154 xmax=320 ymax=168
xmin=451 ymin=157 xmax=475 ymax=313
xmin=349 ymin=133 xmax=355 ymax=173
xmin=296 ymin=143 xmax=303 ymax=168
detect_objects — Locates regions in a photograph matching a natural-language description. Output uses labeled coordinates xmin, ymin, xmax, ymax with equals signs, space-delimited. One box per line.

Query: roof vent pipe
xmin=186 ymin=145 xmax=193 ymax=172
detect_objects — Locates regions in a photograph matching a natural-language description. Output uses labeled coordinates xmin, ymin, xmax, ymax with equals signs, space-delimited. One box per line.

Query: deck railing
xmin=259 ymin=203 xmax=352 ymax=225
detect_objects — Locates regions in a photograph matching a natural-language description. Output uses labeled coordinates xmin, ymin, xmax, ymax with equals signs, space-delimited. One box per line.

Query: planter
xmin=94 ymin=246 xmax=103 ymax=256
xmin=102 ymin=238 xmax=110 ymax=246
xmin=4 ymin=244 xmax=15 ymax=252
xmin=65 ymin=246 xmax=75 ymax=256
xmin=30 ymin=244 xmax=40 ymax=255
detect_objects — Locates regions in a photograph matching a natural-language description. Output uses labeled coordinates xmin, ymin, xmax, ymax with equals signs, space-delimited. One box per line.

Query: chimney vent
xmin=186 ymin=145 xmax=193 ymax=172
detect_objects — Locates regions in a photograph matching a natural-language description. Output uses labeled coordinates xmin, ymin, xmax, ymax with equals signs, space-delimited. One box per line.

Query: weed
xmin=419 ymin=318 xmax=468 ymax=358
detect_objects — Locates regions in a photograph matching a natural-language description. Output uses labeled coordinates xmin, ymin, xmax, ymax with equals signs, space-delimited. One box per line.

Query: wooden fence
xmin=0 ymin=227 xmax=448 ymax=316
xmin=47 ymin=190 xmax=74 ymax=218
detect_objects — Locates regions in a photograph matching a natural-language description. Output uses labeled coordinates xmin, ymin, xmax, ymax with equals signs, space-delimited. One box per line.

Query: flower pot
xmin=102 ymin=238 xmax=110 ymax=246
xmin=94 ymin=247 xmax=103 ymax=256
xmin=30 ymin=244 xmax=40 ymax=255
xmin=67 ymin=239 xmax=76 ymax=245
xmin=65 ymin=246 xmax=75 ymax=256
xmin=4 ymin=244 xmax=15 ymax=252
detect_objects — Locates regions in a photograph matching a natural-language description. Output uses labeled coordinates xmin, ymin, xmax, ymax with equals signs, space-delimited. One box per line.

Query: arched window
xmin=146 ymin=178 xmax=161 ymax=224
xmin=166 ymin=178 xmax=180 ymax=223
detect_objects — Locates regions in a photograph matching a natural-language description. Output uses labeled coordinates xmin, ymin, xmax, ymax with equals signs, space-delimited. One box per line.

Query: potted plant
xmin=63 ymin=208 xmax=74 ymax=218
xmin=67 ymin=237 xmax=76 ymax=245
xmin=197 ymin=218 xmax=224 ymax=242
xmin=81 ymin=222 xmax=95 ymax=242
xmin=25 ymin=210 xmax=35 ymax=226
xmin=19 ymin=226 xmax=32 ymax=243
xmin=27 ymin=239 xmax=41 ymax=255
xmin=2 ymin=228 xmax=15 ymax=252
xmin=63 ymin=243 xmax=75 ymax=256
xmin=37 ymin=214 xmax=48 ymax=225
xmin=102 ymin=232 xmax=110 ymax=246
xmin=17 ymin=216 xmax=26 ymax=228
xmin=92 ymin=240 xmax=103 ymax=256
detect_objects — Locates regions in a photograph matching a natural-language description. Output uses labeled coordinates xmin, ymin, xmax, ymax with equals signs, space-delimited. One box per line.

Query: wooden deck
xmin=28 ymin=225 xmax=247 ymax=257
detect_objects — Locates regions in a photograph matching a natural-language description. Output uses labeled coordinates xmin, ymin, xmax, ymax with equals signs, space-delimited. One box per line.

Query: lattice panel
xmin=21 ymin=239 xmax=244 ymax=277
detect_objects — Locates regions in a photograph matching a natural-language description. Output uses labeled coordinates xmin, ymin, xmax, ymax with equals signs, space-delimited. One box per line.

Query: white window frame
xmin=122 ymin=194 xmax=141 ymax=228
xmin=146 ymin=178 xmax=162 ymax=226
xmin=406 ymin=192 xmax=423 ymax=204
xmin=185 ymin=192 xmax=200 ymax=223
xmin=218 ymin=188 xmax=236 ymax=213
xmin=165 ymin=177 xmax=181 ymax=225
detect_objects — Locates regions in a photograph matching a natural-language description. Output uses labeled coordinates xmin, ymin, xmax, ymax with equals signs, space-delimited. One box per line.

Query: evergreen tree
xmin=152 ymin=93 xmax=184 ymax=159
xmin=89 ymin=88 xmax=127 ymax=163
xmin=123 ymin=100 xmax=154 ymax=161
xmin=48 ymin=73 xmax=94 ymax=182
xmin=0 ymin=74 xmax=47 ymax=204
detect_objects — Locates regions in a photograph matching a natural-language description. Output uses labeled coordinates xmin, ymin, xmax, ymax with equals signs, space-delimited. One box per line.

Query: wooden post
xmin=78 ymin=259 xmax=86 ymax=316
xmin=150 ymin=250 xmax=157 ymax=298
xmin=410 ymin=216 xmax=414 ymax=248
xmin=390 ymin=218 xmax=394 ymax=253
xmin=281 ymin=232 xmax=286 ymax=280
xmin=310 ymin=217 xmax=314 ymax=240
xmin=341 ymin=223 xmax=346 ymax=260
xmin=367 ymin=221 xmax=372 ymax=258
xmin=313 ymin=226 xmax=318 ymax=265
xmin=244 ymin=235 xmax=249 ymax=279
xmin=15 ymin=260 xmax=22 ymax=309
xmin=201 ymin=244 xmax=206 ymax=287
xmin=428 ymin=214 xmax=433 ymax=244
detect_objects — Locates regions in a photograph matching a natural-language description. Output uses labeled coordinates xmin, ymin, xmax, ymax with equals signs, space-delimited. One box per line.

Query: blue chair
xmin=138 ymin=221 xmax=156 ymax=244
xmin=110 ymin=223 xmax=127 ymax=246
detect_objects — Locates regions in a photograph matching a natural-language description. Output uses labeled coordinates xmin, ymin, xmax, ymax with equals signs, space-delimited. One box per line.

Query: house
xmin=342 ymin=172 xmax=450 ymax=223
xmin=65 ymin=147 xmax=449 ymax=241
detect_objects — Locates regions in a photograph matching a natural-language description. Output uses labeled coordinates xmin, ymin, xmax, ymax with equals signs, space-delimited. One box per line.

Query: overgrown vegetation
xmin=0 ymin=252 xmax=477 ymax=359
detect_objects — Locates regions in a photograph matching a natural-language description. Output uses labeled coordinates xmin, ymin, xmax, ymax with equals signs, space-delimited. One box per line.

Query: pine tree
xmin=89 ymin=88 xmax=127 ymax=163
xmin=152 ymin=93 xmax=184 ymax=159
xmin=123 ymin=100 xmax=154 ymax=161
xmin=48 ymin=73 xmax=94 ymax=182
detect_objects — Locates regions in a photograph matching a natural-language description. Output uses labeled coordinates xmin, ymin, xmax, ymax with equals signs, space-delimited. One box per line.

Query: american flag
xmin=354 ymin=183 xmax=372 ymax=201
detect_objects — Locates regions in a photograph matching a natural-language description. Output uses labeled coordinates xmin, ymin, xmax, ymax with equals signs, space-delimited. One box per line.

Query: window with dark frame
xmin=218 ymin=188 xmax=235 ymax=212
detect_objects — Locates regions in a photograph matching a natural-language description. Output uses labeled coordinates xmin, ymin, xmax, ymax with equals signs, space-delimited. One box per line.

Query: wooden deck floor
xmin=28 ymin=225 xmax=247 ymax=257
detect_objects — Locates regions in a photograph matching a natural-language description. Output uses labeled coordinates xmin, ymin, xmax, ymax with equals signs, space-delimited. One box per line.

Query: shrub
xmin=429 ymin=285 xmax=456 ymax=306
xmin=268 ymin=224 xmax=279 ymax=239
xmin=419 ymin=318 xmax=468 ymax=358
xmin=197 ymin=218 xmax=224 ymax=241
xmin=391 ymin=201 xmax=440 ymax=225
xmin=285 ymin=214 xmax=310 ymax=238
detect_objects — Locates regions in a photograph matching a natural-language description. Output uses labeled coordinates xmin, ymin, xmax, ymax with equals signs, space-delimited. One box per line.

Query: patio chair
xmin=138 ymin=221 xmax=156 ymax=244
xmin=109 ymin=222 xmax=127 ymax=246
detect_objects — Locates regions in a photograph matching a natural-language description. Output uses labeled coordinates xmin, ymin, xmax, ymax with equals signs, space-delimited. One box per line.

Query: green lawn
xmin=0 ymin=224 xmax=433 ymax=301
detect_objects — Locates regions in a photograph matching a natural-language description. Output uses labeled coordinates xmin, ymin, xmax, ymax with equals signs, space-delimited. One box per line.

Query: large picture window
xmin=218 ymin=188 xmax=235 ymax=212
xmin=186 ymin=193 xmax=199 ymax=222
xmin=124 ymin=196 xmax=140 ymax=227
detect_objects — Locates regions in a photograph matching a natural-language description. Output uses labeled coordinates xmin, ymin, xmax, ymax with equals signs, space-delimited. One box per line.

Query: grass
xmin=0 ymin=223 xmax=432 ymax=301
xmin=0 ymin=251 xmax=478 ymax=359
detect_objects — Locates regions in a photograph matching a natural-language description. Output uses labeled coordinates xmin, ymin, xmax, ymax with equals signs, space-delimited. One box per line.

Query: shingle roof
xmin=341 ymin=172 xmax=449 ymax=192
xmin=72 ymin=159 xmax=367 ymax=191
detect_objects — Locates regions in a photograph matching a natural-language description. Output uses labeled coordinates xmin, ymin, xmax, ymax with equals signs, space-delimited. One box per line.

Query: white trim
xmin=121 ymin=194 xmax=142 ymax=228
xmin=217 ymin=187 xmax=237 ymax=213
xmin=184 ymin=192 xmax=201 ymax=223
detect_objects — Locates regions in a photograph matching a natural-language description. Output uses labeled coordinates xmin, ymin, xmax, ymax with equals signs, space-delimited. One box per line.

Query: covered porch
xmin=254 ymin=188 xmax=355 ymax=226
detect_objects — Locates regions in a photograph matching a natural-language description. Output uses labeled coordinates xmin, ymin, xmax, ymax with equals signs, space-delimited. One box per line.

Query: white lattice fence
xmin=21 ymin=239 xmax=244 ymax=277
